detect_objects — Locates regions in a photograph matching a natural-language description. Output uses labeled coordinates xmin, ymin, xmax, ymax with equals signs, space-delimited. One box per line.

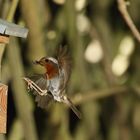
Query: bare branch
xmin=118 ymin=0 xmax=140 ymax=43
xmin=72 ymin=86 xmax=128 ymax=105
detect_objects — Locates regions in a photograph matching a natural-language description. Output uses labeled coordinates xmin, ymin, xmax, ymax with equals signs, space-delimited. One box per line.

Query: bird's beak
xmin=33 ymin=60 xmax=40 ymax=65
xmin=33 ymin=60 xmax=44 ymax=66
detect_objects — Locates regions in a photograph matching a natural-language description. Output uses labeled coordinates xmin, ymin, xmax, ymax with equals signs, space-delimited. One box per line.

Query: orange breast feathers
xmin=45 ymin=61 xmax=59 ymax=79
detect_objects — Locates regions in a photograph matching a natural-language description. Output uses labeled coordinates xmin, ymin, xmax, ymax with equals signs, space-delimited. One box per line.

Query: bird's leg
xmin=23 ymin=77 xmax=48 ymax=96
xmin=60 ymin=95 xmax=81 ymax=119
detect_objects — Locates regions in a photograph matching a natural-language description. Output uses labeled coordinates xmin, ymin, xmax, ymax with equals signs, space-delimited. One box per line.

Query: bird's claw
xmin=23 ymin=77 xmax=48 ymax=96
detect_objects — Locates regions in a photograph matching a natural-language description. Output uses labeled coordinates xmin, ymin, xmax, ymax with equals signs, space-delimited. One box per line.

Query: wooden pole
xmin=0 ymin=41 xmax=8 ymax=133
xmin=0 ymin=84 xmax=8 ymax=133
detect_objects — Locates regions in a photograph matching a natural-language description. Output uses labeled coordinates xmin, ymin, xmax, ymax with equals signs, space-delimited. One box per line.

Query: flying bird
xmin=24 ymin=46 xmax=81 ymax=119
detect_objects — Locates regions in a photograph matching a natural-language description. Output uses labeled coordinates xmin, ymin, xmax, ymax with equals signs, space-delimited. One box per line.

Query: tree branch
xmin=118 ymin=0 xmax=140 ymax=43
xmin=72 ymin=86 xmax=128 ymax=105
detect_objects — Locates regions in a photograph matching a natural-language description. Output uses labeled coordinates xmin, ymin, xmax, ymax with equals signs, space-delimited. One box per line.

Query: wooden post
xmin=0 ymin=37 xmax=9 ymax=133
xmin=0 ymin=84 xmax=8 ymax=133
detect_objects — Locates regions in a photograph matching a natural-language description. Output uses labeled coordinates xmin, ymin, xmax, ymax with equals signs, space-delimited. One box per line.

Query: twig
xmin=6 ymin=0 xmax=19 ymax=21
xmin=72 ymin=86 xmax=128 ymax=105
xmin=118 ymin=0 xmax=140 ymax=43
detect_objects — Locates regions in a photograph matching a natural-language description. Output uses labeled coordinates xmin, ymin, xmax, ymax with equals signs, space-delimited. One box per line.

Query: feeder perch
xmin=0 ymin=19 xmax=28 ymax=133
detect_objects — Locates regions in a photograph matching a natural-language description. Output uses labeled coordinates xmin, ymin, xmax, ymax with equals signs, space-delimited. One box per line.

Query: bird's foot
xmin=23 ymin=77 xmax=48 ymax=96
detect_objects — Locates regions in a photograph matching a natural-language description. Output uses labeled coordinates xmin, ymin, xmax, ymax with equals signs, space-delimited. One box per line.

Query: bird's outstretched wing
xmin=56 ymin=46 xmax=72 ymax=91
xmin=28 ymin=74 xmax=53 ymax=109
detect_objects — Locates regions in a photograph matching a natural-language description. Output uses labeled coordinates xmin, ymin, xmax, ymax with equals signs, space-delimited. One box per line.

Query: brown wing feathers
xmin=29 ymin=74 xmax=53 ymax=109
xmin=57 ymin=46 xmax=72 ymax=87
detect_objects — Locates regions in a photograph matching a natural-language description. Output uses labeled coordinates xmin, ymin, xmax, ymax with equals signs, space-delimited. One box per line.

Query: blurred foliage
xmin=1 ymin=0 xmax=140 ymax=140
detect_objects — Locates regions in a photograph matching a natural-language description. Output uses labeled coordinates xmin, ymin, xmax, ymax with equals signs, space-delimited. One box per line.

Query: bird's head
xmin=34 ymin=57 xmax=58 ymax=66
xmin=34 ymin=57 xmax=59 ymax=78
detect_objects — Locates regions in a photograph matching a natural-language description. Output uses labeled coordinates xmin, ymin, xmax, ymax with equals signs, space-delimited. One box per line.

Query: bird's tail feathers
xmin=63 ymin=96 xmax=81 ymax=119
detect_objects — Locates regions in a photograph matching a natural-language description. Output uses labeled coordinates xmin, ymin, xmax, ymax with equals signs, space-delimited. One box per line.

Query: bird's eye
xmin=45 ymin=59 xmax=49 ymax=62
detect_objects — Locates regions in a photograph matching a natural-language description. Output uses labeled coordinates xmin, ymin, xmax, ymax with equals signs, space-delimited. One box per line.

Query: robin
xmin=25 ymin=46 xmax=81 ymax=119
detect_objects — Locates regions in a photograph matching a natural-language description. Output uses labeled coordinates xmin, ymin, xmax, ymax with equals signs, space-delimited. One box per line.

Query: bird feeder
xmin=0 ymin=19 xmax=28 ymax=133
